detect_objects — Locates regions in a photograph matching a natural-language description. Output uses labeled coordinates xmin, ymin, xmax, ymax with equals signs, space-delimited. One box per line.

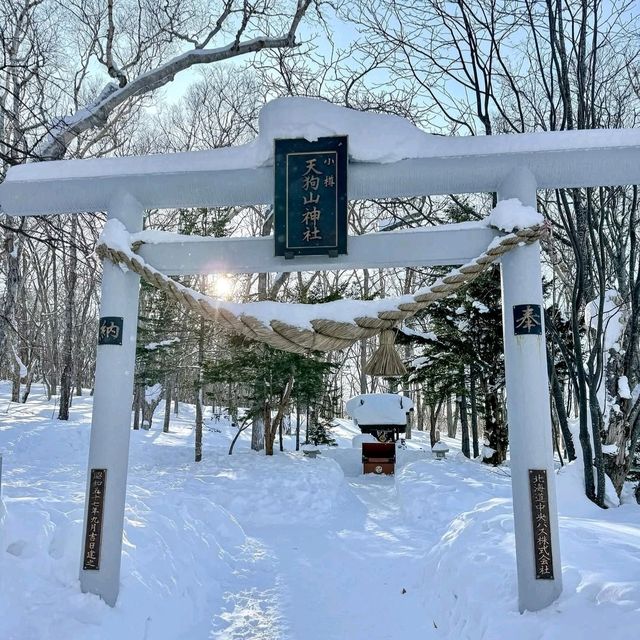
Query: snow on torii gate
xmin=2 ymin=98 xmax=640 ymax=613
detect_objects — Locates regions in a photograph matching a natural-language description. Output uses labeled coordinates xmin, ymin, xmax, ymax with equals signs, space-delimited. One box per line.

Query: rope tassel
xmin=363 ymin=329 xmax=406 ymax=377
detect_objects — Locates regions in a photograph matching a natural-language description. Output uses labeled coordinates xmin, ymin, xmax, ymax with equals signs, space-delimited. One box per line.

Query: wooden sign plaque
xmin=274 ymin=135 xmax=348 ymax=258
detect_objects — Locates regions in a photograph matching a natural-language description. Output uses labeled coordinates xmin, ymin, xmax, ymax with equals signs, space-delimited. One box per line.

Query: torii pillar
xmin=79 ymin=193 xmax=143 ymax=606
xmin=499 ymin=167 xmax=562 ymax=612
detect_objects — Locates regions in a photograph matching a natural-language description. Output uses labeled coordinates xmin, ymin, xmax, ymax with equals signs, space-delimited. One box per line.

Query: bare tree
xmin=350 ymin=0 xmax=640 ymax=503
xmin=40 ymin=0 xmax=317 ymax=160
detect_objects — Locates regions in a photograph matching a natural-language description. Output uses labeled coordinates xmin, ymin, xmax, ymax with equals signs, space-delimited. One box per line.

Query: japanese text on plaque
xmin=98 ymin=316 xmax=123 ymax=345
xmin=83 ymin=468 xmax=107 ymax=571
xmin=528 ymin=469 xmax=554 ymax=580
xmin=513 ymin=304 xmax=542 ymax=335
xmin=299 ymin=154 xmax=336 ymax=244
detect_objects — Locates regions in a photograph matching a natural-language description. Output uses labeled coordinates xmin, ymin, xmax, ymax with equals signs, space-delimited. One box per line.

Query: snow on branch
xmin=39 ymin=1 xmax=314 ymax=161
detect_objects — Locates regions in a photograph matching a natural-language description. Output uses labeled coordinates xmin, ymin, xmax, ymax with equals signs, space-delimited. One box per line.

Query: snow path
xmin=2 ymin=387 xmax=640 ymax=640
xmin=210 ymin=539 xmax=289 ymax=640
xmin=215 ymin=474 xmax=440 ymax=640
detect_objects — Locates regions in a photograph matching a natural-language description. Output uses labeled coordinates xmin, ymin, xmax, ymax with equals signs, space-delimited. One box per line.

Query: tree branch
xmin=39 ymin=1 xmax=313 ymax=160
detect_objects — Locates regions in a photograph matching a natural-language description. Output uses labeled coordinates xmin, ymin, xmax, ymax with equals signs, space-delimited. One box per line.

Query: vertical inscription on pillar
xmin=83 ymin=468 xmax=107 ymax=570
xmin=528 ymin=469 xmax=554 ymax=580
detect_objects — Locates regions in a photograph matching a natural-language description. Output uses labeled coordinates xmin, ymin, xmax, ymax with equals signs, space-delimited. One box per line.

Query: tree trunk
xmin=295 ymin=404 xmax=301 ymax=451
xmin=44 ymin=376 xmax=53 ymax=401
xmin=482 ymin=379 xmax=507 ymax=465
xmin=163 ymin=374 xmax=173 ymax=433
xmin=458 ymin=378 xmax=470 ymax=458
xmin=195 ymin=384 xmax=203 ymax=461
xmin=227 ymin=382 xmax=238 ymax=423
xmin=251 ymin=412 xmax=265 ymax=451
xmin=0 ymin=223 xmax=21 ymax=369
xmin=142 ymin=391 xmax=164 ymax=429
xmin=359 ymin=338 xmax=369 ymax=394
xmin=429 ymin=410 xmax=438 ymax=448
xmin=603 ymin=342 xmax=636 ymax=496
xmin=401 ymin=268 xmax=414 ymax=439
xmin=359 ymin=269 xmax=370 ymax=394
xmin=195 ymin=317 xmax=205 ymax=462
xmin=58 ymin=218 xmax=78 ymax=421
xmin=21 ymin=367 xmax=34 ymax=403
xmin=470 ymin=363 xmax=480 ymax=458
xmin=11 ymin=365 xmax=20 ymax=403
xmin=228 ymin=420 xmax=250 ymax=455
xmin=50 ymin=250 xmax=59 ymax=397
xmin=133 ymin=384 xmax=141 ymax=430
xmin=428 ymin=400 xmax=443 ymax=448
xmin=265 ymin=375 xmax=294 ymax=456
xmin=547 ymin=348 xmax=576 ymax=461
xmin=264 ymin=401 xmax=274 ymax=456
xmin=587 ymin=379 xmax=606 ymax=506
xmin=446 ymin=395 xmax=459 ymax=438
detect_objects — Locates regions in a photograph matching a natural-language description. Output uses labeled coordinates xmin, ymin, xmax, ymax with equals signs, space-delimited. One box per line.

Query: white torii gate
xmin=2 ymin=100 xmax=639 ymax=613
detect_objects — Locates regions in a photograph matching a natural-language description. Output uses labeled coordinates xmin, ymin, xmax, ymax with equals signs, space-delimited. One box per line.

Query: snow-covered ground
xmin=0 ymin=383 xmax=639 ymax=639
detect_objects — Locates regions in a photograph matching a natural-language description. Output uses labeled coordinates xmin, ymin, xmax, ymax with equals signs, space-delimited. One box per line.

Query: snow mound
xmin=400 ymin=454 xmax=640 ymax=638
xmin=486 ymin=197 xmax=543 ymax=232
xmin=556 ymin=459 xmax=620 ymax=512
xmin=564 ymin=418 xmax=621 ymax=508
xmin=254 ymin=96 xmax=439 ymax=165
xmin=425 ymin=492 xmax=640 ymax=638
xmin=395 ymin=457 xmax=507 ymax=527
xmin=351 ymin=433 xmax=378 ymax=448
xmin=346 ymin=393 xmax=414 ymax=426
xmin=0 ymin=492 xmax=252 ymax=639
xmin=199 ymin=452 xmax=345 ymax=526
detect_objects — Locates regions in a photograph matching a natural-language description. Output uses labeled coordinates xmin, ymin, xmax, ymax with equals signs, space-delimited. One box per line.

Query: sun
xmin=209 ymin=274 xmax=234 ymax=299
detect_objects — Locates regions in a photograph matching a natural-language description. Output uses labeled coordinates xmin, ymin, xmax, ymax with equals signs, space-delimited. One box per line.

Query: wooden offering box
xmin=362 ymin=442 xmax=396 ymax=475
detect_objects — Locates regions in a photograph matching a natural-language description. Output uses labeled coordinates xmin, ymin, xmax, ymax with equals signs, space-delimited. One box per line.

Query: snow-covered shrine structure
xmin=346 ymin=393 xmax=414 ymax=442
xmin=3 ymin=97 xmax=640 ymax=613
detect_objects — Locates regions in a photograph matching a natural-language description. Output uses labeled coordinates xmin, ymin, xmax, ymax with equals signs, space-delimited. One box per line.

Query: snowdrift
xmin=1 ymin=385 xmax=639 ymax=639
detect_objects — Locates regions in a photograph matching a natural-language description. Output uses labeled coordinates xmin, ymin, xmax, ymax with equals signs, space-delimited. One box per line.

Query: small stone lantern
xmin=432 ymin=441 xmax=449 ymax=460
xmin=302 ymin=443 xmax=321 ymax=459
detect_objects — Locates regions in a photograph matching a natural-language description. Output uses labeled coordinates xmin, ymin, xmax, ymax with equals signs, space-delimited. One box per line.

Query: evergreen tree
xmin=204 ymin=339 xmax=335 ymax=455
xmin=134 ymin=281 xmax=183 ymax=429
xmin=402 ymin=268 xmax=507 ymax=463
